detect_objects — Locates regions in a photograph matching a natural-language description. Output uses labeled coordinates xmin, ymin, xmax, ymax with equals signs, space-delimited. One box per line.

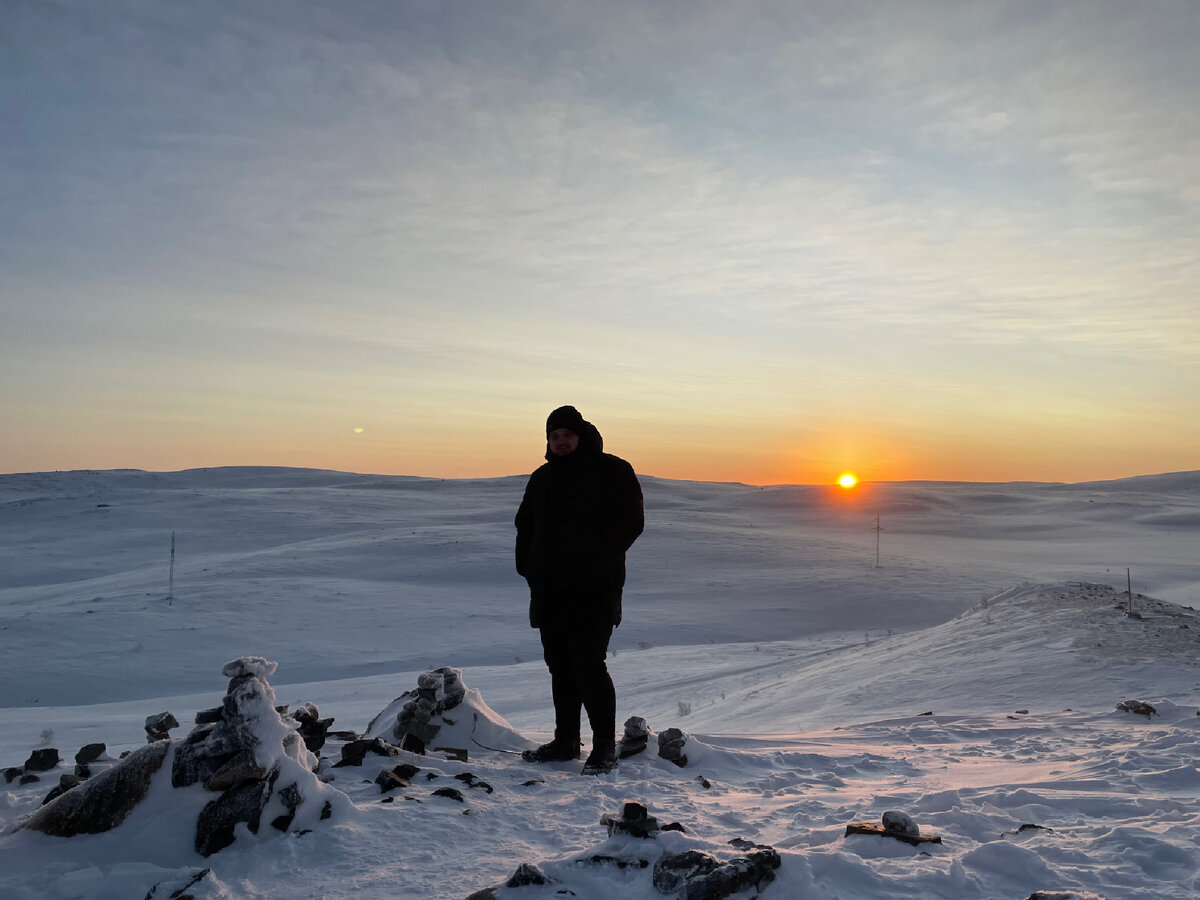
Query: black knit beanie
xmin=546 ymin=405 xmax=586 ymax=435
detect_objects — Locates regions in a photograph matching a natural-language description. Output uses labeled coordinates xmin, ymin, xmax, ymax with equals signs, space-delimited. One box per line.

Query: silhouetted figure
xmin=515 ymin=406 xmax=644 ymax=774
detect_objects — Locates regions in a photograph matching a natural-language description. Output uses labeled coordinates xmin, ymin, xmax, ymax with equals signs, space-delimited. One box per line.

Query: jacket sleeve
xmin=514 ymin=477 xmax=534 ymax=578
xmin=603 ymin=460 xmax=644 ymax=557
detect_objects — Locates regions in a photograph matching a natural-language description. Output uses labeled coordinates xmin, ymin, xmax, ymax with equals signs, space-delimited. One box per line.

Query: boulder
xmin=23 ymin=748 xmax=60 ymax=772
xmin=334 ymin=737 xmax=400 ymax=767
xmin=1116 ymin=699 xmax=1156 ymax=718
xmin=74 ymin=743 xmax=107 ymax=766
xmin=653 ymin=850 xmax=719 ymax=895
xmin=658 ymin=728 xmax=688 ymax=767
xmin=882 ymin=810 xmax=920 ymax=835
xmin=145 ymin=711 xmax=179 ymax=742
xmin=292 ymin=702 xmax=335 ymax=752
xmin=618 ymin=716 xmax=650 ymax=758
xmin=22 ymin=741 xmax=169 ymax=837
xmin=600 ymin=801 xmax=660 ymax=838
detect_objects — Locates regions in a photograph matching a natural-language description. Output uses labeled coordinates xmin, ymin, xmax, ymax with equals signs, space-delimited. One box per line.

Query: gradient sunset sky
xmin=3 ymin=1 xmax=1197 ymax=485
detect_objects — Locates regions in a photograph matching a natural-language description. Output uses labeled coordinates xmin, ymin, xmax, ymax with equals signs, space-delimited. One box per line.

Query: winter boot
xmin=522 ymin=735 xmax=582 ymax=763
xmin=581 ymin=739 xmax=618 ymax=775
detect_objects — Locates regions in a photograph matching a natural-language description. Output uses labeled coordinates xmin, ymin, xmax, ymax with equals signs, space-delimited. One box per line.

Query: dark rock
xmin=432 ymin=786 xmax=465 ymax=802
xmin=204 ymin=750 xmax=268 ymax=792
xmin=19 ymin=774 xmax=40 ymax=785
xmin=194 ymin=707 xmax=224 ymax=725
xmin=334 ymin=737 xmax=400 ymax=767
xmin=269 ymin=783 xmax=305 ymax=831
xmin=506 ymin=863 xmax=549 ymax=888
xmin=145 ymin=711 xmax=179 ymax=733
xmin=376 ymin=769 xmax=412 ymax=793
xmin=1116 ymin=700 xmax=1157 ymax=718
xmin=454 ymin=772 xmax=493 ymax=793
xmin=618 ymin=716 xmax=650 ymax=758
xmin=464 ymin=890 xmax=498 ymax=900
xmin=658 ymin=728 xmax=688 ymax=767
xmin=400 ymin=733 xmax=426 ymax=755
xmin=172 ymin=737 xmax=234 ymax=788
xmin=277 ymin=783 xmax=303 ymax=810
xmin=662 ymin=821 xmax=687 ymax=833
xmin=23 ymin=741 xmax=170 ymax=837
xmin=75 ymin=743 xmax=106 ymax=765
xmin=185 ymin=723 xmax=216 ymax=744
xmin=1003 ymin=823 xmax=1055 ymax=837
xmin=197 ymin=721 xmax=249 ymax=758
xmin=195 ymin=780 xmax=268 ymax=857
xmin=653 ymin=841 xmax=780 ymax=899
xmin=653 ymin=850 xmax=720 ymax=895
xmin=24 ymin=748 xmax=60 ymax=772
xmin=691 ymin=847 xmax=780 ymax=899
xmin=4 ymin=767 xmax=23 ymax=783
xmin=601 ymin=800 xmax=660 ymax=838
xmin=585 ymin=855 xmax=648 ymax=869
xmin=291 ymin=702 xmax=335 ymax=751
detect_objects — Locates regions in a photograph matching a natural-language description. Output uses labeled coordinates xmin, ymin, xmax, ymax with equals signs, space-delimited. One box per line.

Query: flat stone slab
xmin=845 ymin=822 xmax=942 ymax=845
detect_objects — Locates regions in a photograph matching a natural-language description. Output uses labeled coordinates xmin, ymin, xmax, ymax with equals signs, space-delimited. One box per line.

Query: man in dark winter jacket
xmin=515 ymin=405 xmax=644 ymax=775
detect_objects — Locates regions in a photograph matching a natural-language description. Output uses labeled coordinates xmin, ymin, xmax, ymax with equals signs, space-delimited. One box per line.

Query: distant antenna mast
xmin=874 ymin=514 xmax=883 ymax=568
xmin=168 ymin=531 xmax=176 ymax=606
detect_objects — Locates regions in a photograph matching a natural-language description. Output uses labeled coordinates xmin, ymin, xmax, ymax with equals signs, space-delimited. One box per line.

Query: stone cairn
xmin=173 ymin=657 xmax=333 ymax=856
xmin=367 ymin=666 xmax=466 ymax=753
xmin=13 ymin=657 xmax=336 ymax=857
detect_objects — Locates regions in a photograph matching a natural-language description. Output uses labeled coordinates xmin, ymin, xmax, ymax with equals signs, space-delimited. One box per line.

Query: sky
xmin=3 ymin=0 xmax=1198 ymax=485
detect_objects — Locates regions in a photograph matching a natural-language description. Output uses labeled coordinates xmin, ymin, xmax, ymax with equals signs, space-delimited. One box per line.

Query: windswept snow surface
xmin=2 ymin=467 xmax=1199 ymax=898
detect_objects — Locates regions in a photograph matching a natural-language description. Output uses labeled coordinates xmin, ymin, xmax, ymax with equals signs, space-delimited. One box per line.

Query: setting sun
xmin=838 ymin=473 xmax=857 ymax=488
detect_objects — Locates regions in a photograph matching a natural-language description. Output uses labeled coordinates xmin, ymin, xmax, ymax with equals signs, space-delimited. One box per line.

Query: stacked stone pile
xmin=366 ymin=666 xmax=467 ymax=753
xmin=172 ymin=656 xmax=333 ymax=856
xmin=10 ymin=657 xmax=338 ymax=857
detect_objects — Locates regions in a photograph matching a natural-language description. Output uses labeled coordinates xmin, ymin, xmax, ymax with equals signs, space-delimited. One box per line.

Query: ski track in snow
xmin=2 ymin=467 xmax=1200 ymax=899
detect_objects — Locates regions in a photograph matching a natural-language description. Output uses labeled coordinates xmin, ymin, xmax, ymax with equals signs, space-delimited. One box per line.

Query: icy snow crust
xmin=2 ymin=467 xmax=1200 ymax=898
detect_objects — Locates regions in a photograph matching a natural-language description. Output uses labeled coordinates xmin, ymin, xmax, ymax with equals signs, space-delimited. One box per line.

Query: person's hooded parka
xmin=515 ymin=406 xmax=644 ymax=629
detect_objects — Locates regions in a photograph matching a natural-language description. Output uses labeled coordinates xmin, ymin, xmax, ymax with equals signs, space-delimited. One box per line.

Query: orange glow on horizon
xmin=838 ymin=473 xmax=858 ymax=488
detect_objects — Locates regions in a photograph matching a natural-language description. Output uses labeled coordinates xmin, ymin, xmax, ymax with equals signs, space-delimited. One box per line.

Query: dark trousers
xmin=539 ymin=619 xmax=616 ymax=746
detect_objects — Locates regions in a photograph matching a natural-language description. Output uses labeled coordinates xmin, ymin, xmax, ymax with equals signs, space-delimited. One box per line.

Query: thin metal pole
xmin=168 ymin=531 xmax=176 ymax=605
xmin=1127 ymin=568 xmax=1132 ymax=615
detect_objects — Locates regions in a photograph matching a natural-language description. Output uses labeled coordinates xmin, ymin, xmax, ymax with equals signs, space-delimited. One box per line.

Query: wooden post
xmin=1127 ymin=568 xmax=1132 ymax=616
xmin=168 ymin=531 xmax=176 ymax=606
